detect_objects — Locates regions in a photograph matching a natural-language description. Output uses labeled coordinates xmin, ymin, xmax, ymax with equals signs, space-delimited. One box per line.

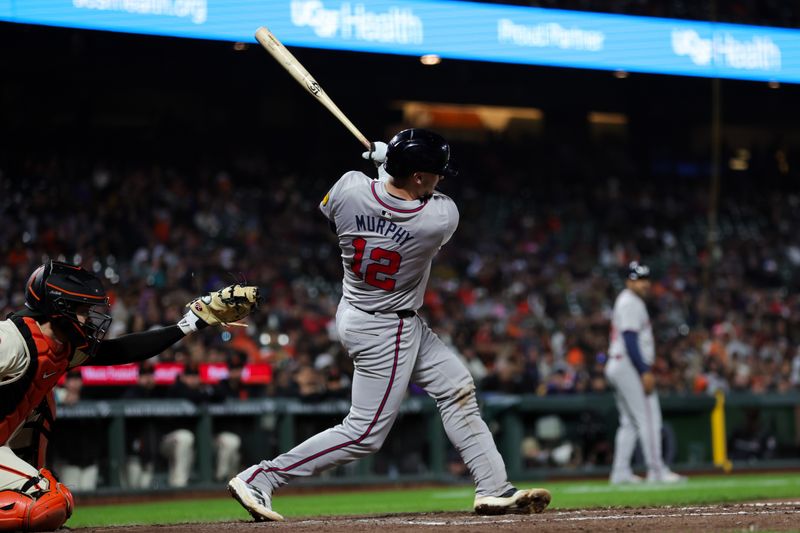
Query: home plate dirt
xmin=72 ymin=501 xmax=800 ymax=532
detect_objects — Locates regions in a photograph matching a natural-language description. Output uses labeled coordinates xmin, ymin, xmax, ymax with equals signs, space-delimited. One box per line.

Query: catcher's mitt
xmin=188 ymin=284 xmax=260 ymax=327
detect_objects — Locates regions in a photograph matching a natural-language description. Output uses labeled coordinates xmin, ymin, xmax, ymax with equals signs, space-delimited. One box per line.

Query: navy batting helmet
xmin=384 ymin=128 xmax=457 ymax=179
xmin=627 ymin=261 xmax=651 ymax=281
xmin=25 ymin=260 xmax=111 ymax=356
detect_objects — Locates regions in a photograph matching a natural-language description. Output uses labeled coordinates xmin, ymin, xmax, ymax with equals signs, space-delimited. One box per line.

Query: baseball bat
xmin=255 ymin=26 xmax=371 ymax=149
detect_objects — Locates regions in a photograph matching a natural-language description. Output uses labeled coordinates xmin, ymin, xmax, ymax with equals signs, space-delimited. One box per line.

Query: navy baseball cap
xmin=627 ymin=261 xmax=651 ymax=280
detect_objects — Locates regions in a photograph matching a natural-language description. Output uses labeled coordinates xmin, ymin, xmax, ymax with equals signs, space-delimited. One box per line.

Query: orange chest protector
xmin=0 ymin=316 xmax=72 ymax=447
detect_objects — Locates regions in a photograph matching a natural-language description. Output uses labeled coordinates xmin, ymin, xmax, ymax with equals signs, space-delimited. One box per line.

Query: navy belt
xmin=351 ymin=303 xmax=415 ymax=319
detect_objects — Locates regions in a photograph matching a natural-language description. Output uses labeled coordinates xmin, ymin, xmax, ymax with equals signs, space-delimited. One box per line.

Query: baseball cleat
xmin=228 ymin=476 xmax=284 ymax=522
xmin=646 ymin=470 xmax=687 ymax=484
xmin=609 ymin=473 xmax=644 ymax=485
xmin=474 ymin=487 xmax=551 ymax=515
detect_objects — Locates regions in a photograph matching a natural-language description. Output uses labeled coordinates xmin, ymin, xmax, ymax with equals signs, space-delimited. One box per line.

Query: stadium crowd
xmin=2 ymin=135 xmax=799 ymax=407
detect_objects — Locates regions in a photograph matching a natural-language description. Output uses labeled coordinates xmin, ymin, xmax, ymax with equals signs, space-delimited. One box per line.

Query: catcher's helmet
xmin=384 ymin=128 xmax=457 ymax=179
xmin=627 ymin=261 xmax=651 ymax=281
xmin=25 ymin=261 xmax=111 ymax=356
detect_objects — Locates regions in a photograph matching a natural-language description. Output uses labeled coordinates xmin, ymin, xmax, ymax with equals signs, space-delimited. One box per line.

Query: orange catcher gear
xmin=0 ymin=468 xmax=73 ymax=532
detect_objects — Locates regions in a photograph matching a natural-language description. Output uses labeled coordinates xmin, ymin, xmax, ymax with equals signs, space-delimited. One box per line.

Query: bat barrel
xmin=254 ymin=27 xmax=371 ymax=149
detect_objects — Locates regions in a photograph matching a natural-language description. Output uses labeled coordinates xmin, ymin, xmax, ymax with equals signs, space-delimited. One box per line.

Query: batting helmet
xmin=25 ymin=261 xmax=111 ymax=356
xmin=384 ymin=128 xmax=457 ymax=179
xmin=627 ymin=261 xmax=651 ymax=281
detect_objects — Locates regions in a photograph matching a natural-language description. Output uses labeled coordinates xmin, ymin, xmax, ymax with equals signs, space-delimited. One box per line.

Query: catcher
xmin=0 ymin=260 xmax=259 ymax=532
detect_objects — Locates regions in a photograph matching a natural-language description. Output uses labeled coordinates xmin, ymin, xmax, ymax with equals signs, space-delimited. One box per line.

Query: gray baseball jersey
xmin=319 ymin=171 xmax=458 ymax=313
xmin=238 ymin=170 xmax=515 ymax=500
xmin=609 ymin=288 xmax=654 ymax=365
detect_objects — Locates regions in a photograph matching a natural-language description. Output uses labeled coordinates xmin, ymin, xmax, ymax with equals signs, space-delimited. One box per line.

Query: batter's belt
xmin=349 ymin=303 xmax=416 ymax=319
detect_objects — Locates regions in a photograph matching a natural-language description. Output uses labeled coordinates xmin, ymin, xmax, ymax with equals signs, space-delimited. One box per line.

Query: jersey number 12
xmin=352 ymin=237 xmax=402 ymax=291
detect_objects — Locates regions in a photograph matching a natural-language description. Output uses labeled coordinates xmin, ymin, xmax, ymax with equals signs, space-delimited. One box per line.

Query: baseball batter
xmin=229 ymin=129 xmax=551 ymax=521
xmin=605 ymin=261 xmax=685 ymax=484
xmin=0 ymin=261 xmax=259 ymax=532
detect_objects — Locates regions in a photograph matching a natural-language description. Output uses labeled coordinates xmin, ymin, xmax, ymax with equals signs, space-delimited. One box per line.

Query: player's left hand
xmin=362 ymin=141 xmax=387 ymax=167
xmin=187 ymin=284 xmax=260 ymax=327
xmin=641 ymin=371 xmax=656 ymax=395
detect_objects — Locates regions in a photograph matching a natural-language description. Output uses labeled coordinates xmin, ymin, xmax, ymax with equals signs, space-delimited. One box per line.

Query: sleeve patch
xmin=322 ymin=192 xmax=330 ymax=206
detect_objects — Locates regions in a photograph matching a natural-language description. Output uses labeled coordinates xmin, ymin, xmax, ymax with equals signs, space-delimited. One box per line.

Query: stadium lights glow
xmin=729 ymin=148 xmax=751 ymax=171
xmin=588 ymin=112 xmax=628 ymax=125
xmin=396 ymin=100 xmax=543 ymax=132
xmin=420 ymin=54 xmax=441 ymax=65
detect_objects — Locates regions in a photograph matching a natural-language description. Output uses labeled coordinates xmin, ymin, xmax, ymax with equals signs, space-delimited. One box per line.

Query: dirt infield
xmin=71 ymin=501 xmax=800 ymax=532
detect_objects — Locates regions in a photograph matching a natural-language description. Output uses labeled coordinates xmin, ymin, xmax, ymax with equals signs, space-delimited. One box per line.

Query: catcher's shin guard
xmin=0 ymin=490 xmax=31 ymax=532
xmin=0 ymin=487 xmax=72 ymax=532
xmin=0 ymin=469 xmax=74 ymax=532
xmin=38 ymin=469 xmax=73 ymax=519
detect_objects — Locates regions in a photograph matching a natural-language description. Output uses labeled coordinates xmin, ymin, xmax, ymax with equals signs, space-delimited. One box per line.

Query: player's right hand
xmin=641 ymin=371 xmax=656 ymax=395
xmin=362 ymin=141 xmax=387 ymax=167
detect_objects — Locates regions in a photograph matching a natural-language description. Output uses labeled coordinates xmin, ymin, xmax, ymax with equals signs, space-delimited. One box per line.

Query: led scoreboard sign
xmin=2 ymin=0 xmax=799 ymax=83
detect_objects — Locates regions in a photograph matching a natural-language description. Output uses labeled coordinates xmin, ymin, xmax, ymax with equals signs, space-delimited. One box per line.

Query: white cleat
xmin=474 ymin=487 xmax=551 ymax=515
xmin=647 ymin=470 xmax=687 ymax=484
xmin=228 ymin=476 xmax=284 ymax=522
xmin=609 ymin=473 xmax=644 ymax=485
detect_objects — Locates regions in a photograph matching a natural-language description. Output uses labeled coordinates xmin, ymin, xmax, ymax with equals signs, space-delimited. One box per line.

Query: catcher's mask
xmin=384 ymin=128 xmax=458 ymax=180
xmin=25 ymin=260 xmax=112 ymax=357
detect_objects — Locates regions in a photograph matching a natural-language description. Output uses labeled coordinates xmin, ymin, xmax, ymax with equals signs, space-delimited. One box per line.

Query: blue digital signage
xmin=1 ymin=0 xmax=799 ymax=83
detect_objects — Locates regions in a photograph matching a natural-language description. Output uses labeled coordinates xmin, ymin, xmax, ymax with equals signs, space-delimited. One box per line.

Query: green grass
xmin=68 ymin=472 xmax=800 ymax=528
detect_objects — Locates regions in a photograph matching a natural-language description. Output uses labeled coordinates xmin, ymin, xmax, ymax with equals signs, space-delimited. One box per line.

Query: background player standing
xmin=605 ymin=261 xmax=686 ymax=484
xmin=0 ymin=261 xmax=259 ymax=532
xmin=228 ymin=128 xmax=551 ymax=521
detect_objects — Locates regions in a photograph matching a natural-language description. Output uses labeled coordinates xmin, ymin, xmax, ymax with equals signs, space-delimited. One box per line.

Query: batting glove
xmin=362 ymin=141 xmax=388 ymax=167
xmin=178 ymin=284 xmax=260 ymax=333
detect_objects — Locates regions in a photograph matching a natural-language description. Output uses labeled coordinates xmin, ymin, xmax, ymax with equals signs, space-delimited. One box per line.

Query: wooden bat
xmin=255 ymin=26 xmax=371 ymax=149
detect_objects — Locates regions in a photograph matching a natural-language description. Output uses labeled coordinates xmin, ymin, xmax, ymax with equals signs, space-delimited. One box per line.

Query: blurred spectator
xmin=315 ymin=352 xmax=351 ymax=400
xmin=543 ymin=366 xmax=576 ymax=395
xmin=575 ymin=410 xmax=612 ymax=467
xmin=482 ymin=353 xmax=537 ymax=394
xmin=122 ymin=364 xmax=164 ymax=489
xmin=121 ymin=363 xmax=243 ymax=487
xmin=160 ymin=363 xmax=242 ymax=486
xmin=729 ymin=408 xmax=778 ymax=462
xmin=52 ymin=371 xmax=101 ymax=491
xmin=216 ymin=351 xmax=265 ymax=401
xmin=293 ymin=363 xmax=327 ymax=402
